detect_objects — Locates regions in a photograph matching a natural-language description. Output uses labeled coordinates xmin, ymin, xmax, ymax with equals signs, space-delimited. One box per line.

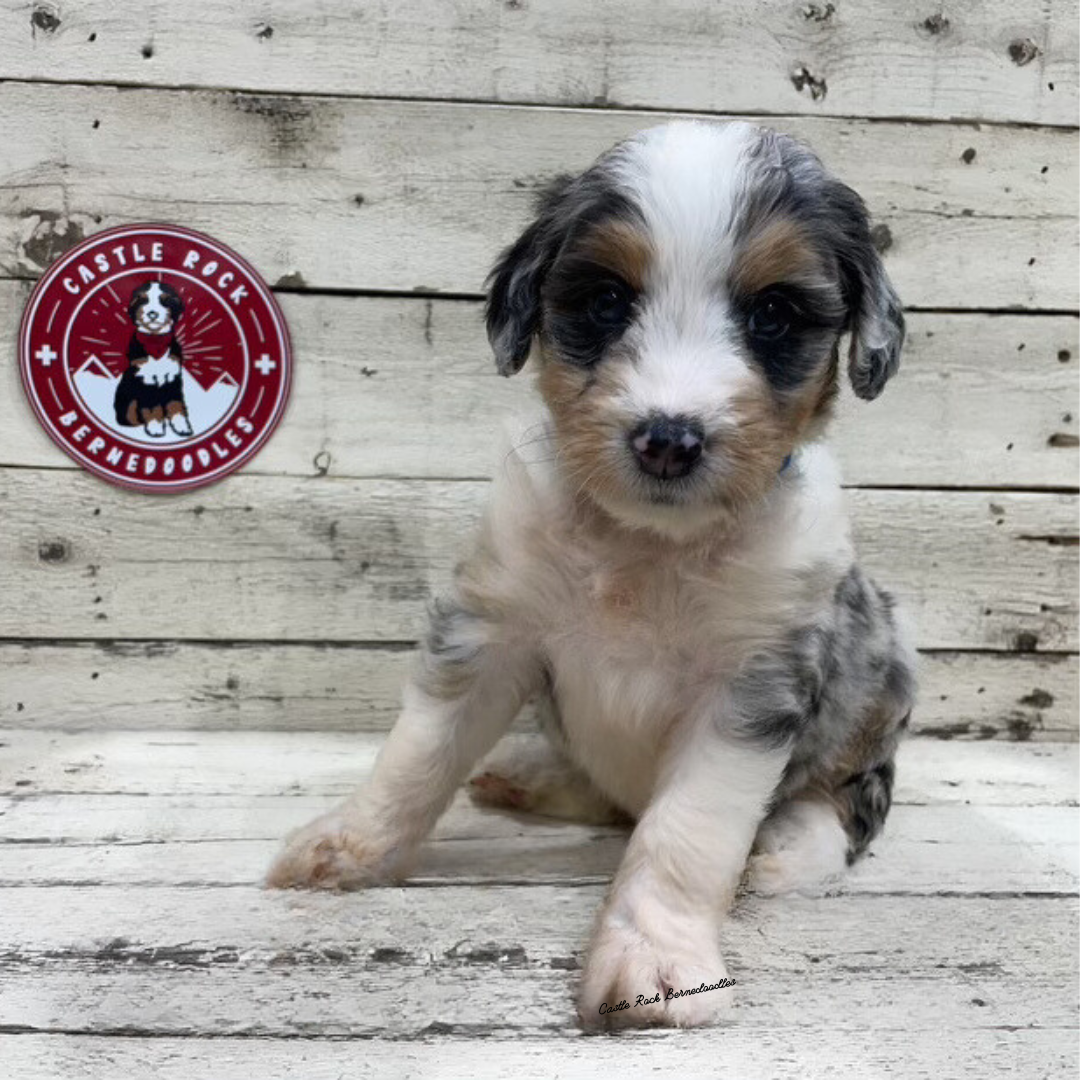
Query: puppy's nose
xmin=629 ymin=415 xmax=704 ymax=480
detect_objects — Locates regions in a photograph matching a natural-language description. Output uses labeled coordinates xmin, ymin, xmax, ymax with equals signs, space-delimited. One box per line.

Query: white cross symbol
xmin=254 ymin=353 xmax=276 ymax=376
xmin=34 ymin=344 xmax=58 ymax=367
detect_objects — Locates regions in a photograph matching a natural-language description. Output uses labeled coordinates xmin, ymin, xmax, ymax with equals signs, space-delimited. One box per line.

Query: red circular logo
xmin=19 ymin=224 xmax=292 ymax=493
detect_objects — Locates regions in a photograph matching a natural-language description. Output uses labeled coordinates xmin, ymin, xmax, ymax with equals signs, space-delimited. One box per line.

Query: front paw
xmin=266 ymin=808 xmax=399 ymax=891
xmin=578 ymin=915 xmax=734 ymax=1029
xmin=168 ymin=413 xmax=193 ymax=436
xmin=144 ymin=418 xmax=166 ymax=437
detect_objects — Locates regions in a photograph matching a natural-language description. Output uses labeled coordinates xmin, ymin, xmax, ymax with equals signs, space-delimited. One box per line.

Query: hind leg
xmin=748 ymin=753 xmax=899 ymax=896
xmin=747 ymin=797 xmax=850 ymax=895
xmin=468 ymin=733 xmax=627 ymax=825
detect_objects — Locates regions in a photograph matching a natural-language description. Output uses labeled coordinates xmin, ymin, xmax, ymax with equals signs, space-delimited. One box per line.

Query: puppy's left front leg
xmin=579 ymin=726 xmax=788 ymax=1029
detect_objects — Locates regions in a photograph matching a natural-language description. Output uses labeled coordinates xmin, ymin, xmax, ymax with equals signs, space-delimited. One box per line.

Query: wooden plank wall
xmin=0 ymin=0 xmax=1077 ymax=740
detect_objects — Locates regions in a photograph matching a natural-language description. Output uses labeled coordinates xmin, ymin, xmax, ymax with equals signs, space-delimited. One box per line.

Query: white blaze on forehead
xmin=612 ymin=120 xmax=760 ymax=277
xmin=609 ymin=121 xmax=762 ymax=420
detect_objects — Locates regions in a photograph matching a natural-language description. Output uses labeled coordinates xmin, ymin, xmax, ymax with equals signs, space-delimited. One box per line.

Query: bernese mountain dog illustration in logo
xmin=113 ymin=281 xmax=194 ymax=437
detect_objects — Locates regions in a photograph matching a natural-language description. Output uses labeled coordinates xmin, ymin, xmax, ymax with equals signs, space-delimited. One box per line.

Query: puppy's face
xmin=486 ymin=122 xmax=904 ymax=538
xmin=129 ymin=282 xmax=183 ymax=335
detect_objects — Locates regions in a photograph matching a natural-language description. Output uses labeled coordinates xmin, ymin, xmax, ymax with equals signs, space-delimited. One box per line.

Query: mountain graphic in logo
xmin=73 ymin=356 xmax=241 ymax=446
xmin=77 ymin=354 xmax=115 ymax=380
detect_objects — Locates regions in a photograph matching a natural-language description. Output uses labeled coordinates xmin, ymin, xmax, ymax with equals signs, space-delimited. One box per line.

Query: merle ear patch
xmin=848 ymin=290 xmax=904 ymax=401
xmin=844 ymin=225 xmax=904 ymax=401
xmin=484 ymin=175 xmax=575 ymax=377
xmin=826 ymin=182 xmax=905 ymax=401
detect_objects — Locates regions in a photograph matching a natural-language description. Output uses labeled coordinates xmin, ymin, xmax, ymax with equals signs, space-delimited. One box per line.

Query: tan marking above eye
xmin=730 ymin=216 xmax=825 ymax=296
xmin=572 ymin=218 xmax=653 ymax=293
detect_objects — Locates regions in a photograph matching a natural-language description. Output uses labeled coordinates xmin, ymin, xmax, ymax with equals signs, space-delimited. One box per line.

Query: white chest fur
xmin=487 ymin=438 xmax=854 ymax=813
xmin=136 ymin=354 xmax=181 ymax=386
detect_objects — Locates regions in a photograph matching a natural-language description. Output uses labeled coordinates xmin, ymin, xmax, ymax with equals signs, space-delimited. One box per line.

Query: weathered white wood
xmin=0 ymin=471 xmax=1073 ymax=649
xmin=2 ymin=1031 xmax=1076 ymax=1080
xmin=0 ymin=887 xmax=1074 ymax=1034
xmin=0 ymin=801 xmax=1074 ymax=894
xmin=0 ymin=792 xmax=609 ymax=845
xmin=4 ymin=786 xmax=1075 ymax=848
xmin=1 ymin=280 xmax=1075 ymax=487
xmin=917 ymin=651 xmax=1079 ymax=741
xmin=2 ymin=640 xmax=1076 ymax=739
xmin=1 ymin=731 xmax=1076 ymax=805
xmin=1 ymin=85 xmax=1076 ymax=309
xmin=2 ymin=0 xmax=1075 ymax=126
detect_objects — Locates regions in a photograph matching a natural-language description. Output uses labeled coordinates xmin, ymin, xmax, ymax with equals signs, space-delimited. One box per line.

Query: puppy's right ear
xmin=485 ymin=176 xmax=573 ymax=376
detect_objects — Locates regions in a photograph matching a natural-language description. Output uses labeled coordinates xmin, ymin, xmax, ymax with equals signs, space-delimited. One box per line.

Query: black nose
xmin=629 ymin=415 xmax=705 ymax=480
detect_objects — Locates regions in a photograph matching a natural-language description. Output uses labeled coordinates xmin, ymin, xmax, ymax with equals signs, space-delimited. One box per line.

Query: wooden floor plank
xmin=1 ymin=86 xmax=1076 ymax=309
xmin=0 ymin=801 xmax=1074 ymax=895
xmin=2 ymin=1030 xmax=1077 ymax=1080
xmin=2 ymin=731 xmax=1076 ymax=804
xmin=2 ymin=640 xmax=1076 ymax=739
xmin=2 ymin=0 xmax=1075 ymax=125
xmin=0 ymin=888 xmax=1074 ymax=1036
xmin=0 ymin=736 xmax=1073 ymax=1062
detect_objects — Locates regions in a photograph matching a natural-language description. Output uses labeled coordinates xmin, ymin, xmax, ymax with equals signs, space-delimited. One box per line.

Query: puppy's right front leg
xmin=267 ymin=597 xmax=538 ymax=890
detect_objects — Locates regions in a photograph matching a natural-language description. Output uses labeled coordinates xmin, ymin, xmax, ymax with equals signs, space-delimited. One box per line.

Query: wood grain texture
xmin=0 ymin=738 xmax=1074 ymax=1070
xmin=2 ymin=1031 xmax=1076 ymax=1080
xmin=1 ymin=641 xmax=1076 ymax=740
xmin=2 ymin=281 xmax=1076 ymax=488
xmin=1 ymin=731 xmax=1075 ymax=805
xmin=0 ymin=887 xmax=1074 ymax=1034
xmin=1 ymin=84 xmax=1076 ymax=309
xmin=0 ymin=801 xmax=1075 ymax=893
xmin=0 ymin=470 xmax=1074 ymax=649
xmin=1 ymin=0 xmax=1076 ymax=125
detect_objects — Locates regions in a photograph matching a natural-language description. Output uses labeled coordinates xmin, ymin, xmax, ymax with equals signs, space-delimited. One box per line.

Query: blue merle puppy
xmin=269 ymin=121 xmax=917 ymax=1029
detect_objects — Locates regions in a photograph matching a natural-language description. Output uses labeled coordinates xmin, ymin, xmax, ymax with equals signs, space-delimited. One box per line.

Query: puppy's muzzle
xmin=629 ymin=415 xmax=704 ymax=480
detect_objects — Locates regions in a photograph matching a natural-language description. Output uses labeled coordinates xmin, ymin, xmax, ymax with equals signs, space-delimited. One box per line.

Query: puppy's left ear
xmin=828 ymin=182 xmax=906 ymax=401
xmin=485 ymin=175 xmax=573 ymax=377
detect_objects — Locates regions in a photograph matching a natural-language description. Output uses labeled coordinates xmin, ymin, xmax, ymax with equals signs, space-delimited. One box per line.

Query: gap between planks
xmin=3 ymin=77 xmax=1078 ymax=132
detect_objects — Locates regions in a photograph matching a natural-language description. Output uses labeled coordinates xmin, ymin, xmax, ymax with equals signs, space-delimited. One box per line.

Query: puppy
xmin=114 ymin=281 xmax=193 ymax=437
xmin=268 ymin=121 xmax=917 ymax=1029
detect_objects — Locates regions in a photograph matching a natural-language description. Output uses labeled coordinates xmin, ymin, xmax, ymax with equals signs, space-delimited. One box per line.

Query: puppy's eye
xmin=588 ymin=283 xmax=633 ymax=328
xmin=747 ymin=294 xmax=796 ymax=342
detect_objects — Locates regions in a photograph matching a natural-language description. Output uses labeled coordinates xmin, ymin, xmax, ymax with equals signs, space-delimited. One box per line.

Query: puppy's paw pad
xmin=467 ymin=771 xmax=531 ymax=810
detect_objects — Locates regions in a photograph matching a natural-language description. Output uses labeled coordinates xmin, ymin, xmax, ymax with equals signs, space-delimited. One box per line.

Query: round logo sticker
xmin=18 ymin=224 xmax=292 ymax=493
